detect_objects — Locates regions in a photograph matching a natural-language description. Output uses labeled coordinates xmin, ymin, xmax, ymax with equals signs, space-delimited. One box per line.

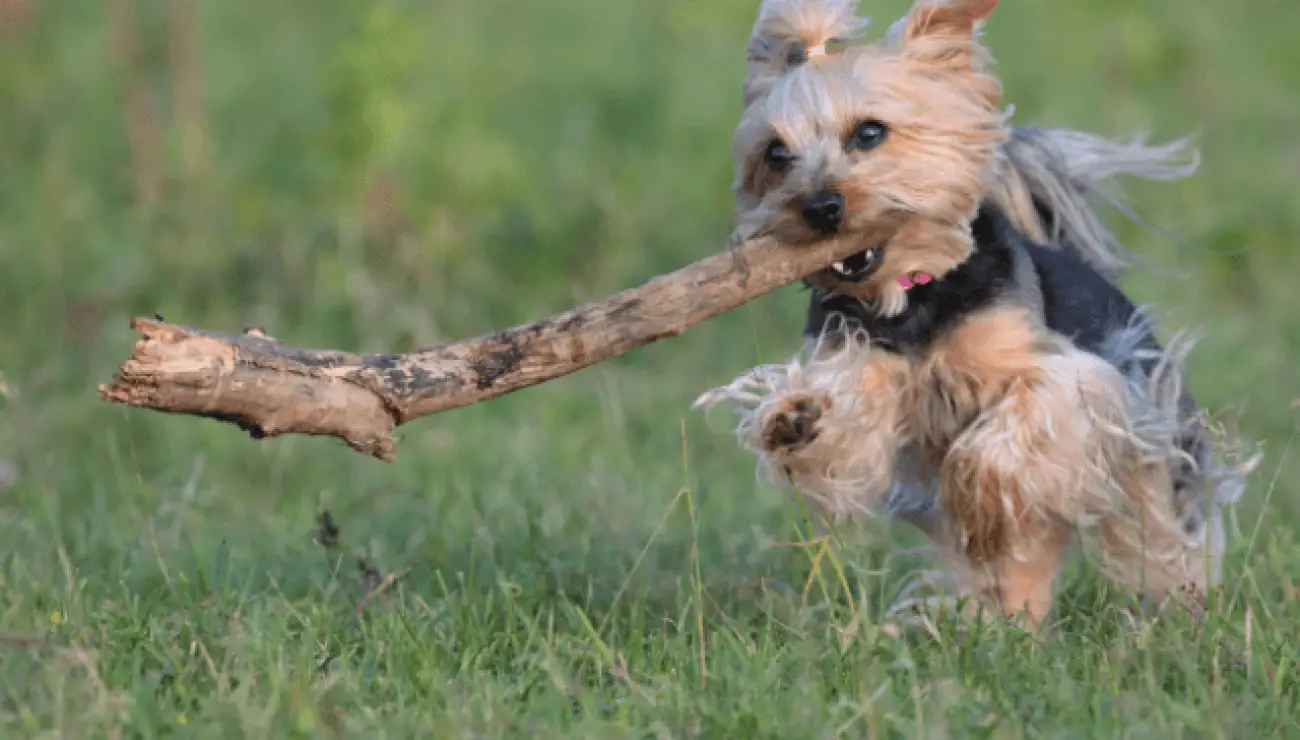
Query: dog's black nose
xmin=801 ymin=190 xmax=844 ymax=234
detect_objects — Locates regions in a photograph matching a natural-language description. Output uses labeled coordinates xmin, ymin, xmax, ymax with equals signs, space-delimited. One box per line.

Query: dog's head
xmin=734 ymin=0 xmax=1009 ymax=315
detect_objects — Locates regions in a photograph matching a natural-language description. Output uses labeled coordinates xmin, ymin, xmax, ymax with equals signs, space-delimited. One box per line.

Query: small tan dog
xmin=699 ymin=0 xmax=1257 ymax=627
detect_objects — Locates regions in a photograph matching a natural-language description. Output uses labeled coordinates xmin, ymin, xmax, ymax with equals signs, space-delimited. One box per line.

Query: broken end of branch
xmin=100 ymin=317 xmax=401 ymax=462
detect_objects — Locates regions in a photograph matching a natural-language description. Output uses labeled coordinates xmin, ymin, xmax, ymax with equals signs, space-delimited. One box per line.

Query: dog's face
xmin=732 ymin=0 xmax=1008 ymax=314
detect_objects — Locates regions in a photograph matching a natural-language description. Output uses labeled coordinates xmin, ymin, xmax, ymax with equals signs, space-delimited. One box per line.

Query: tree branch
xmin=99 ymin=224 xmax=897 ymax=461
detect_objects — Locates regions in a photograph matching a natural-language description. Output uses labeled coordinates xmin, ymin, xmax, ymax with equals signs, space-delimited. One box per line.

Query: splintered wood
xmin=100 ymin=223 xmax=899 ymax=461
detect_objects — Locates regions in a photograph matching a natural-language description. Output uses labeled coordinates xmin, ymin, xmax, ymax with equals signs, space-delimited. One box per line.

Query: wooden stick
xmin=99 ymin=224 xmax=897 ymax=461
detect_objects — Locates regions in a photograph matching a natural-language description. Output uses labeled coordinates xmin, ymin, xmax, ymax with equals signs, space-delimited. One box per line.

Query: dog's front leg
xmin=923 ymin=307 xmax=1131 ymax=627
xmin=747 ymin=348 xmax=913 ymax=519
xmin=936 ymin=376 xmax=1081 ymax=628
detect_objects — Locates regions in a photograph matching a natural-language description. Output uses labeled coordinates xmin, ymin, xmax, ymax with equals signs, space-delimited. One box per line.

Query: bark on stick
xmin=99 ymin=226 xmax=895 ymax=461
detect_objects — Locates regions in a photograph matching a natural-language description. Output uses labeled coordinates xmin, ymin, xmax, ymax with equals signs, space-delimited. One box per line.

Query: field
xmin=2 ymin=0 xmax=1298 ymax=736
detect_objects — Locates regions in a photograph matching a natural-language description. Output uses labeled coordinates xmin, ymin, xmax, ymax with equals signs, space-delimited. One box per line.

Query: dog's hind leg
xmin=1095 ymin=454 xmax=1226 ymax=605
xmin=1090 ymin=325 xmax=1259 ymax=607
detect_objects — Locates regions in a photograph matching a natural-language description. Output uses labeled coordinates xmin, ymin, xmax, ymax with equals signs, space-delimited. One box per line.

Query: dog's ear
xmin=891 ymin=0 xmax=1000 ymax=107
xmin=894 ymin=0 xmax=997 ymax=68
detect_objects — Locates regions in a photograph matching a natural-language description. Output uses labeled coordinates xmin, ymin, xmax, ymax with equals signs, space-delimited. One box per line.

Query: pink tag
xmin=898 ymin=272 xmax=934 ymax=290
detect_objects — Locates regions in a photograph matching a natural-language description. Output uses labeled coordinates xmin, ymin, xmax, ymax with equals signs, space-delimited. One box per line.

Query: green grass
xmin=2 ymin=0 xmax=1298 ymax=735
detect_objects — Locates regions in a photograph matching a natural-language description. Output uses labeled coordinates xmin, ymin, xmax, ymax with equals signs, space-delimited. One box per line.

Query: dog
xmin=697 ymin=0 xmax=1258 ymax=627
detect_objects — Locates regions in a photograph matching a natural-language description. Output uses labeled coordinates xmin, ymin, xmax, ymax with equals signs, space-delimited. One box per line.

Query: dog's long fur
xmin=698 ymin=0 xmax=1257 ymax=627
xmin=741 ymin=0 xmax=1200 ymax=291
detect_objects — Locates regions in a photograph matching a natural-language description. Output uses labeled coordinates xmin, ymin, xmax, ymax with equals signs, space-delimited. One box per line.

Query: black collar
xmin=804 ymin=205 xmax=1022 ymax=353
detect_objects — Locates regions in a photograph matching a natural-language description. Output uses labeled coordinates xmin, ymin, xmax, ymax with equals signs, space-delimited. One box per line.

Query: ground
xmin=1 ymin=0 xmax=1298 ymax=736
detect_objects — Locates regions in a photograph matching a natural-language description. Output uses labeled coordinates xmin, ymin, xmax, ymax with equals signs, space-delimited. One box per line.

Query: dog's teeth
xmin=832 ymin=261 xmax=846 ymax=275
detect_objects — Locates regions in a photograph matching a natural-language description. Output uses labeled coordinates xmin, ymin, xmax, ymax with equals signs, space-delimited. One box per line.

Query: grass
xmin=1 ymin=0 xmax=1298 ymax=735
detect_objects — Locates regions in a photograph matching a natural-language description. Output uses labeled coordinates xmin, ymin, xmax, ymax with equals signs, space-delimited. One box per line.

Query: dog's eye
xmin=846 ymin=120 xmax=888 ymax=152
xmin=764 ymin=138 xmax=796 ymax=173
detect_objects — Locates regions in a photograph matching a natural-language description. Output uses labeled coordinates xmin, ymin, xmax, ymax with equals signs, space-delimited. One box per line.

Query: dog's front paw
xmin=760 ymin=394 xmax=827 ymax=453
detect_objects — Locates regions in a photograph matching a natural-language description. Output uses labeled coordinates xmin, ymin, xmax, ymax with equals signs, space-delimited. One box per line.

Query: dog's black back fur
xmin=806 ymin=209 xmax=1018 ymax=352
xmin=805 ymin=202 xmax=1216 ymax=522
xmin=804 ymin=201 xmax=1160 ymax=366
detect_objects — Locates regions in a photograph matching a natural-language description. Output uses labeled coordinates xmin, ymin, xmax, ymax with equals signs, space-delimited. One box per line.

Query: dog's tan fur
xmin=701 ymin=320 xmax=1236 ymax=626
xmin=734 ymin=0 xmax=1007 ymax=317
xmin=698 ymin=0 xmax=1257 ymax=629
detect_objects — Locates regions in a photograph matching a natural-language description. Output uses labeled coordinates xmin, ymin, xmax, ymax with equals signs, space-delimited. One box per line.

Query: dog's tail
xmin=742 ymin=0 xmax=869 ymax=107
xmin=988 ymin=126 xmax=1200 ymax=283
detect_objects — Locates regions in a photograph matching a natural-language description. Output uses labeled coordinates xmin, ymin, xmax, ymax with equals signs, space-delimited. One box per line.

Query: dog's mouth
xmin=827 ymin=246 xmax=883 ymax=283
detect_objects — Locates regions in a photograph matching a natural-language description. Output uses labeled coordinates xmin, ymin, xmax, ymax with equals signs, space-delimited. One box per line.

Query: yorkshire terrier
xmin=698 ymin=0 xmax=1258 ymax=628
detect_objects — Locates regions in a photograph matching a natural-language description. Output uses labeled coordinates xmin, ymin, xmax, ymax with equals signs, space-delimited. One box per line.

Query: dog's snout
xmin=801 ymin=190 xmax=845 ymax=234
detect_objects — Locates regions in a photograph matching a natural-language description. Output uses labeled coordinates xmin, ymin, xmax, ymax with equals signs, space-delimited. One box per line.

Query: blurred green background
xmin=1 ymin=0 xmax=1297 ymax=734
